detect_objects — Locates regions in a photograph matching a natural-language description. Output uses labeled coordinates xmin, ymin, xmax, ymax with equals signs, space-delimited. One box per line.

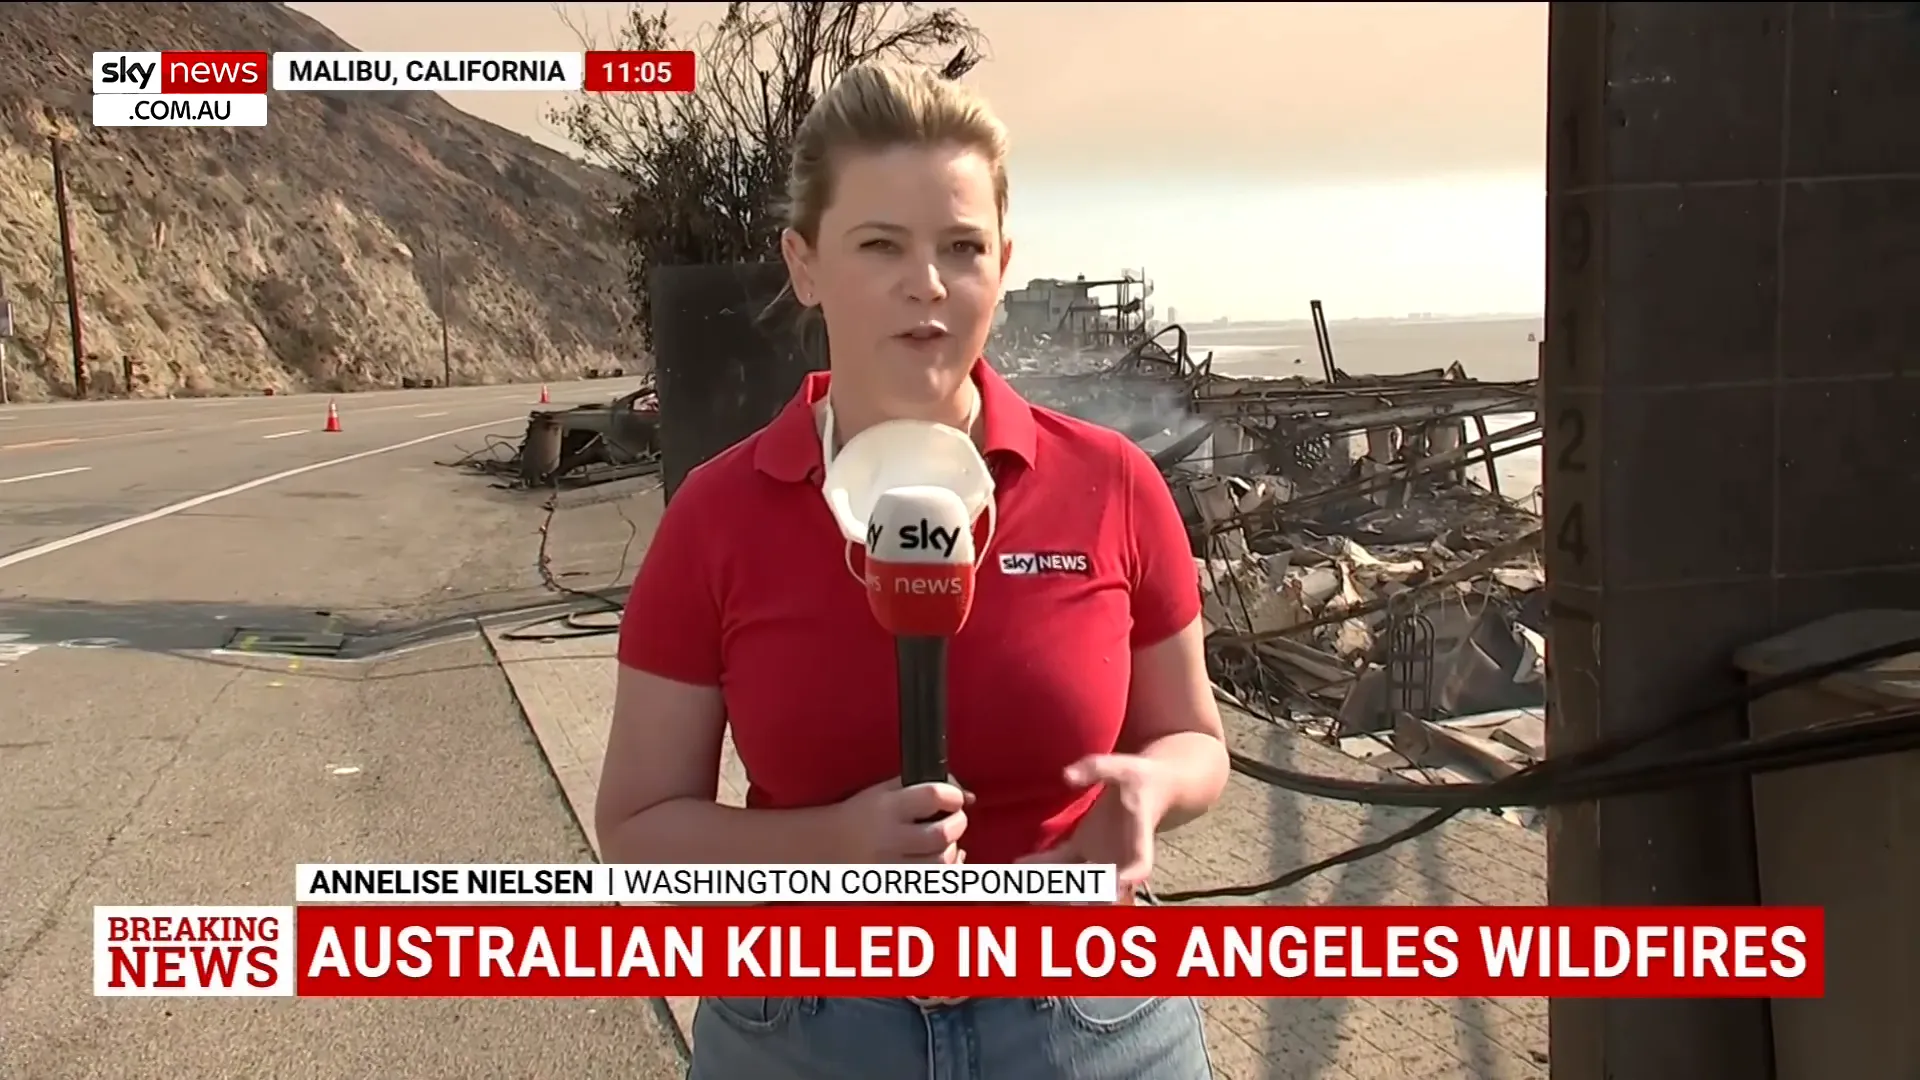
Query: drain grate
xmin=224 ymin=628 xmax=349 ymax=657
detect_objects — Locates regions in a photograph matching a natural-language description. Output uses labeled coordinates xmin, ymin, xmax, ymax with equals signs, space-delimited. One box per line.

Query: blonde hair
xmin=786 ymin=62 xmax=1009 ymax=243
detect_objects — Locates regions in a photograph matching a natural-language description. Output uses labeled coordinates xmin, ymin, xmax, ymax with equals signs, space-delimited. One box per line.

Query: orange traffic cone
xmin=538 ymin=384 xmax=550 ymax=404
xmin=323 ymin=400 xmax=342 ymax=433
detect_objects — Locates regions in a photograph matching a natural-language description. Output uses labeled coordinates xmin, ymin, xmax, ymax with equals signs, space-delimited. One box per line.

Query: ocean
xmin=1183 ymin=316 xmax=1544 ymax=509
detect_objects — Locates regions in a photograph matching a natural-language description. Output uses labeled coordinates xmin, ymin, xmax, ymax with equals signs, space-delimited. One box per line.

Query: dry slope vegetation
xmin=0 ymin=2 xmax=634 ymax=399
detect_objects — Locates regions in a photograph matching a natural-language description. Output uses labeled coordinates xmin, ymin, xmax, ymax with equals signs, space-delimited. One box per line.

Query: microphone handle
xmin=896 ymin=635 xmax=952 ymax=800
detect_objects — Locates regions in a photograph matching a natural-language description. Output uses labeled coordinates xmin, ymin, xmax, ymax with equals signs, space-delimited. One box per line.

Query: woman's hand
xmin=1016 ymin=754 xmax=1175 ymax=893
xmin=833 ymin=778 xmax=971 ymax=864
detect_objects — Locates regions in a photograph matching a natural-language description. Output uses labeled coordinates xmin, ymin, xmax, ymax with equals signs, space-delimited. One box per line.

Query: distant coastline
xmin=1188 ymin=312 xmax=1542 ymax=332
xmin=1182 ymin=314 xmax=1542 ymax=385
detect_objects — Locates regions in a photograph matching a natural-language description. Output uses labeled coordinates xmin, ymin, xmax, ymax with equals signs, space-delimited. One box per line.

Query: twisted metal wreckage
xmin=454 ymin=315 xmax=1548 ymax=817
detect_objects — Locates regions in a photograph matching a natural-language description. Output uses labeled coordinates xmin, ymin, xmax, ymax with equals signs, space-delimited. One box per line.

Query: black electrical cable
xmin=1158 ymin=634 xmax=1920 ymax=902
xmin=1230 ymin=704 xmax=1920 ymax=808
xmin=501 ymin=491 xmax=627 ymax=641
xmin=1231 ymin=634 xmax=1920 ymax=811
xmin=501 ymin=609 xmax=624 ymax=641
xmin=1555 ymin=708 xmax=1920 ymax=800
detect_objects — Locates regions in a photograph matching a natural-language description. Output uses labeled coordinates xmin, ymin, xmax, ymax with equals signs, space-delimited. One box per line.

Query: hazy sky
xmin=291 ymin=2 xmax=1548 ymax=320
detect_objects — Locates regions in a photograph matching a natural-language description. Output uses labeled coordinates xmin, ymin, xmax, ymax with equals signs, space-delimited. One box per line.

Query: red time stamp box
xmin=584 ymin=51 xmax=695 ymax=93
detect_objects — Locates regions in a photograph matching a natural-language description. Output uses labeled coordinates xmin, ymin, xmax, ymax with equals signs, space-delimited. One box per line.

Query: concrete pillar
xmin=1215 ymin=423 xmax=1264 ymax=475
xmin=1737 ymin=611 xmax=1920 ymax=1080
xmin=1543 ymin=5 xmax=1920 ymax=1079
xmin=1425 ymin=420 xmax=1464 ymax=485
xmin=650 ymin=262 xmax=822 ymax=502
xmin=1364 ymin=426 xmax=1397 ymax=464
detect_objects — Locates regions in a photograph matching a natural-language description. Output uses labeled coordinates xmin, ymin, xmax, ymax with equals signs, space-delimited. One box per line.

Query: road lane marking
xmin=262 ymin=430 xmax=306 ymax=440
xmin=0 ymin=466 xmax=91 ymax=485
xmin=0 ymin=428 xmax=173 ymax=451
xmin=0 ymin=415 xmax=525 ymax=572
xmin=0 ymin=632 xmax=39 ymax=670
xmin=361 ymin=399 xmax=511 ymax=414
xmin=236 ymin=414 xmax=304 ymax=425
xmin=416 ymin=411 xmax=448 ymax=418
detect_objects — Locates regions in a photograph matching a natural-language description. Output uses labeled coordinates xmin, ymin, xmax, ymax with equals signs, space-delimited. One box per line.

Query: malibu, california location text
xmin=286 ymin=58 xmax=568 ymax=89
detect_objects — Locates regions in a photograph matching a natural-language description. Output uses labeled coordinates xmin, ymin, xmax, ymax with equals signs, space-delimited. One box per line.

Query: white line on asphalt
xmin=416 ymin=411 xmax=448 ymax=418
xmin=362 ymin=399 xmax=517 ymax=415
xmin=262 ymin=430 xmax=306 ymax=440
xmin=0 ymin=465 xmax=92 ymax=485
xmin=0 ymin=416 xmax=524 ymax=572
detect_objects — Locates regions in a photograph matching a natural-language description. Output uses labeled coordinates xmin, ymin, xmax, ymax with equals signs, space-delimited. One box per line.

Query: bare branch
xmin=548 ymin=1 xmax=987 ymax=353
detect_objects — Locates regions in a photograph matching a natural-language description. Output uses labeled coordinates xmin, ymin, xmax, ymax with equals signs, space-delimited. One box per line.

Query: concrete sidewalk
xmin=487 ymin=625 xmax=1549 ymax=1080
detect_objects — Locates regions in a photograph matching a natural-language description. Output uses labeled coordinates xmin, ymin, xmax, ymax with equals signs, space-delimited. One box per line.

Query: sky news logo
xmin=92 ymin=51 xmax=270 ymax=128
xmin=93 ymin=51 xmax=270 ymax=95
xmin=92 ymin=95 xmax=270 ymax=129
xmin=998 ymin=552 xmax=1092 ymax=576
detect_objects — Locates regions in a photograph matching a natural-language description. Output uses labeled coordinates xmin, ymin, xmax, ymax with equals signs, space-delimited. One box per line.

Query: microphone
xmin=863 ymin=485 xmax=978 ymax=793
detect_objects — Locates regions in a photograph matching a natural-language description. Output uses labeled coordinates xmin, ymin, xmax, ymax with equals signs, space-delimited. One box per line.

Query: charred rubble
xmin=1008 ymin=324 xmax=1549 ymax=827
xmin=445 ymin=379 xmax=663 ymax=488
xmin=455 ymin=315 xmax=1550 ymax=826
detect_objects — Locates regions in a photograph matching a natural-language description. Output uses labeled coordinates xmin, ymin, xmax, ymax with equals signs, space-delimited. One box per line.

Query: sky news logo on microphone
xmin=865 ymin=516 xmax=970 ymax=603
xmin=866 ymin=564 xmax=968 ymax=598
xmin=864 ymin=490 xmax=977 ymax=638
xmin=866 ymin=518 xmax=965 ymax=560
xmin=865 ymin=553 xmax=972 ymax=636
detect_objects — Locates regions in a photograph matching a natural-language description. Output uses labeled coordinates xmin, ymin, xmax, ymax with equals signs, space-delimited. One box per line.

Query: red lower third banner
xmin=93 ymin=905 xmax=1825 ymax=997
xmin=298 ymin=905 xmax=1820 ymax=998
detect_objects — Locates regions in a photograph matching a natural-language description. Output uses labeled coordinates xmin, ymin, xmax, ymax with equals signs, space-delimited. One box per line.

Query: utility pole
xmin=0 ymin=275 xmax=12 ymax=405
xmin=50 ymin=137 xmax=87 ymax=399
xmin=437 ymin=242 xmax=452 ymax=388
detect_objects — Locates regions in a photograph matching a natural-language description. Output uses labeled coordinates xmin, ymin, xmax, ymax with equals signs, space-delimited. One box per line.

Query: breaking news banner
xmin=292 ymin=863 xmax=1118 ymax=904
xmin=96 ymin=903 xmax=1825 ymax=999
xmin=91 ymin=51 xmax=271 ymax=128
xmin=94 ymin=906 xmax=294 ymax=997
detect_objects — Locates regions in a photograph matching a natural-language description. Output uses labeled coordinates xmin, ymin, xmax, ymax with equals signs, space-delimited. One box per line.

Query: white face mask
xmin=818 ymin=389 xmax=999 ymax=583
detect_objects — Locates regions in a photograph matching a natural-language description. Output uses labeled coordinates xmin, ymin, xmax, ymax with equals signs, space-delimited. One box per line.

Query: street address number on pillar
xmin=1552 ymin=406 xmax=1589 ymax=566
xmin=1543 ymin=191 xmax=1600 ymax=589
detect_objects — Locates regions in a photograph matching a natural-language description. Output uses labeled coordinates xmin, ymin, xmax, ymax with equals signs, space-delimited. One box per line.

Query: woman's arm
xmin=596 ymin=665 xmax=852 ymax=863
xmin=1120 ymin=617 xmax=1229 ymax=832
xmin=595 ymin=477 xmax=856 ymax=865
xmin=1116 ymin=437 xmax=1229 ymax=831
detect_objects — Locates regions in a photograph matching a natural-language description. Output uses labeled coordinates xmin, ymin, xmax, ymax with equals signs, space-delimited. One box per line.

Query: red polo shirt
xmin=616 ymin=360 xmax=1200 ymax=864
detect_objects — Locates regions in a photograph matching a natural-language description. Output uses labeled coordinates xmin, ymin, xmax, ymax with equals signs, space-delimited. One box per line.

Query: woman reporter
xmin=598 ymin=61 xmax=1226 ymax=1079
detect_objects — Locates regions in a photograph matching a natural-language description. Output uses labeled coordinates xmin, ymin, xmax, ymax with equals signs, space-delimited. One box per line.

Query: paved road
xmin=0 ymin=381 xmax=684 ymax=1078
xmin=0 ymin=382 xmax=596 ymax=557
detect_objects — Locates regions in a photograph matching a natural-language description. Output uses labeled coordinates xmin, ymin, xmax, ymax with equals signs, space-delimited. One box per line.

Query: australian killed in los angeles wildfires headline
xmin=94 ymin=863 xmax=1825 ymax=999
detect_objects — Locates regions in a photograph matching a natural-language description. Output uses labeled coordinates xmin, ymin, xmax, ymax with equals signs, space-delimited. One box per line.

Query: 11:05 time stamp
xmin=584 ymin=51 xmax=696 ymax=93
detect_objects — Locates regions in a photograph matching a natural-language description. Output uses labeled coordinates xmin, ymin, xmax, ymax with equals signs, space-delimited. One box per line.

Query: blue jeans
xmin=688 ymin=997 xmax=1214 ymax=1080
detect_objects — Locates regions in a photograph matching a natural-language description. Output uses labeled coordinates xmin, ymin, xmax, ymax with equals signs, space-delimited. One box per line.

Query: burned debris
xmin=1005 ymin=319 xmax=1548 ymax=825
xmin=449 ymin=289 xmax=1547 ymax=824
xmin=446 ymin=380 xmax=663 ymax=488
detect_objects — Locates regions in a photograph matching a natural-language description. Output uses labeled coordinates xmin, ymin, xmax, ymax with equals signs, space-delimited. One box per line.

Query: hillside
xmin=0 ymin=2 xmax=635 ymax=399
